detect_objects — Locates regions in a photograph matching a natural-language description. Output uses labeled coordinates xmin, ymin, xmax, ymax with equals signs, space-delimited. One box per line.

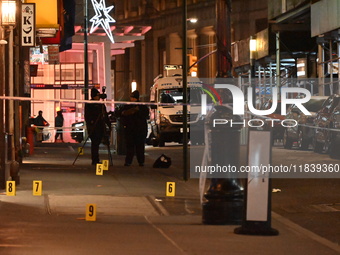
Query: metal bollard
xmin=115 ymin=119 xmax=126 ymax=155
xmin=202 ymin=105 xmax=245 ymax=225
xmin=10 ymin=160 xmax=20 ymax=184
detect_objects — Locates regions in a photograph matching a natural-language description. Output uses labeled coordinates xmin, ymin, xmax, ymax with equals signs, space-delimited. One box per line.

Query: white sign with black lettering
xmin=21 ymin=3 xmax=35 ymax=47
xmin=246 ymin=130 xmax=270 ymax=221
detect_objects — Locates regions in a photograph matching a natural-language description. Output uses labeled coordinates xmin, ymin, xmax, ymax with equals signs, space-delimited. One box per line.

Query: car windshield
xmin=159 ymin=87 xmax=202 ymax=104
xmin=302 ymin=98 xmax=326 ymax=112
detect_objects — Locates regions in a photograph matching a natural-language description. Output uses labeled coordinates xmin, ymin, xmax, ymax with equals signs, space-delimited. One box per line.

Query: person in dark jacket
xmin=34 ymin=110 xmax=49 ymax=127
xmin=85 ymin=88 xmax=111 ymax=165
xmin=116 ymin=90 xmax=149 ymax=166
xmin=54 ymin=110 xmax=64 ymax=142
xmin=34 ymin=110 xmax=49 ymax=142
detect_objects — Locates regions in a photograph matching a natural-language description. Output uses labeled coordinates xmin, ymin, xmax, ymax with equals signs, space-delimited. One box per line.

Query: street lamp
xmin=182 ymin=0 xmax=188 ymax=181
xmin=131 ymin=81 xmax=137 ymax=92
xmin=181 ymin=11 xmax=198 ymax=181
xmin=0 ymin=26 xmax=5 ymax=189
xmin=0 ymin=0 xmax=16 ymax=188
xmin=84 ymin=0 xmax=89 ymax=100
xmin=249 ymin=37 xmax=257 ymax=53
xmin=249 ymin=36 xmax=257 ymax=107
xmin=1 ymin=1 xmax=16 ymax=26
xmin=202 ymin=0 xmax=244 ymax=225
xmin=188 ymin=17 xmax=197 ymax=24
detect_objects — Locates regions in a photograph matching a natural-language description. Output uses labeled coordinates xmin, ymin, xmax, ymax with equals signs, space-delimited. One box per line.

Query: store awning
xmin=72 ymin=25 xmax=152 ymax=56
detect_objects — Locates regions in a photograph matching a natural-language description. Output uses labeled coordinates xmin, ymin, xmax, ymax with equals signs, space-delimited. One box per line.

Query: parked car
xmin=71 ymin=121 xmax=85 ymax=143
xmin=261 ymin=99 xmax=286 ymax=141
xmin=328 ymin=100 xmax=340 ymax=159
xmin=313 ymin=94 xmax=340 ymax=158
xmin=283 ymin=96 xmax=328 ymax=150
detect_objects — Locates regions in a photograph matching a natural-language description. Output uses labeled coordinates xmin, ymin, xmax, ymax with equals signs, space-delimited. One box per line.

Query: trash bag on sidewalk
xmin=153 ymin=154 xmax=171 ymax=168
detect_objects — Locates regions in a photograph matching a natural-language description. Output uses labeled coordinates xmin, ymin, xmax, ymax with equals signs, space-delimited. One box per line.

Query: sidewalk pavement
xmin=0 ymin=142 xmax=339 ymax=255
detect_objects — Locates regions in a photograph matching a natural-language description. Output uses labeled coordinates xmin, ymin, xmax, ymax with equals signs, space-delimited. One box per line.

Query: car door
xmin=314 ymin=96 xmax=333 ymax=143
xmin=286 ymin=105 xmax=301 ymax=140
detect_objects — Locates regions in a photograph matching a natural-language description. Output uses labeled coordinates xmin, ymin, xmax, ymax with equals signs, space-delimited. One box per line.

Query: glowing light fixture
xmin=131 ymin=81 xmax=137 ymax=92
xmin=188 ymin=18 xmax=197 ymax=23
xmin=249 ymin=38 xmax=257 ymax=52
xmin=1 ymin=0 xmax=16 ymax=26
xmin=89 ymin=0 xmax=115 ymax=43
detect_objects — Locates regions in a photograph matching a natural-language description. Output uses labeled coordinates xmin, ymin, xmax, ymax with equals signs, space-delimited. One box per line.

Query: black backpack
xmin=153 ymin=154 xmax=171 ymax=168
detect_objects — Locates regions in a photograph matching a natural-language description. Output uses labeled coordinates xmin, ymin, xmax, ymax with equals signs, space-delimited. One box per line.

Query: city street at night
xmin=1 ymin=0 xmax=340 ymax=254
xmin=0 ymin=142 xmax=339 ymax=254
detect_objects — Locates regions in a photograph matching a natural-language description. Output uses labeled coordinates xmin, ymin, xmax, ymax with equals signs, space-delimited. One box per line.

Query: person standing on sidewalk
xmin=116 ymin=90 xmax=149 ymax=166
xmin=54 ymin=110 xmax=64 ymax=142
xmin=34 ymin=110 xmax=49 ymax=142
xmin=85 ymin=88 xmax=111 ymax=165
xmin=34 ymin=110 xmax=49 ymax=127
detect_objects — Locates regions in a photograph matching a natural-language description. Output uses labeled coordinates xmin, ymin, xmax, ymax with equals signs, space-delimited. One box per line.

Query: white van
xmin=149 ymin=74 xmax=205 ymax=146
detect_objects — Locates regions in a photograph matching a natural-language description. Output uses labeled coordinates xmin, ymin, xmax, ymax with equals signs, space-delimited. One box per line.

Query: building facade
xmin=28 ymin=0 xmax=151 ymax=142
xmin=114 ymin=0 xmax=340 ymax=100
xmin=113 ymin=0 xmax=267 ymax=101
xmin=10 ymin=0 xmax=340 ymax=146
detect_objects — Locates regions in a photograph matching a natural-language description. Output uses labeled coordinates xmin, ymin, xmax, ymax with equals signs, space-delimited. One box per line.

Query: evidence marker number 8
xmin=6 ymin=181 xmax=16 ymax=196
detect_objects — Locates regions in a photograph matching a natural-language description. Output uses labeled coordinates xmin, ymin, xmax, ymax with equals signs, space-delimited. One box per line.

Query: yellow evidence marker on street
xmin=33 ymin=181 xmax=42 ymax=196
xmin=102 ymin=160 xmax=109 ymax=170
xmin=78 ymin=147 xmax=84 ymax=155
xmin=96 ymin=164 xmax=104 ymax=175
xmin=166 ymin=182 xmax=175 ymax=197
xmin=6 ymin=181 xmax=16 ymax=196
xmin=86 ymin=204 xmax=97 ymax=221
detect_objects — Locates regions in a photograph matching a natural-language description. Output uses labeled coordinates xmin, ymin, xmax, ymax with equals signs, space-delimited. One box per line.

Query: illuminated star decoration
xmin=89 ymin=0 xmax=115 ymax=43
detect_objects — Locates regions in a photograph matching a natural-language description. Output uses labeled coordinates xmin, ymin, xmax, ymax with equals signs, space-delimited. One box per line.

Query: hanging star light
xmin=89 ymin=0 xmax=115 ymax=43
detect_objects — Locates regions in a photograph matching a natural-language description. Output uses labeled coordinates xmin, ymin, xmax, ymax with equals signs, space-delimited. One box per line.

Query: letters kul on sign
xmin=21 ymin=4 xmax=35 ymax=47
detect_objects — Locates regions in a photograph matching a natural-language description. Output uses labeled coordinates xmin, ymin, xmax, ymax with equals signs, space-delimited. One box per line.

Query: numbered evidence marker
xmin=6 ymin=181 xmax=16 ymax=196
xmin=96 ymin=164 xmax=104 ymax=175
xmin=86 ymin=204 xmax=97 ymax=221
xmin=33 ymin=181 xmax=42 ymax=196
xmin=102 ymin=160 xmax=109 ymax=170
xmin=166 ymin=182 xmax=175 ymax=197
xmin=78 ymin=147 xmax=84 ymax=155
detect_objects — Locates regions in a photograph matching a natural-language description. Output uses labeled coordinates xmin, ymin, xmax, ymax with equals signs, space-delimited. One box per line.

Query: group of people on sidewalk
xmin=33 ymin=110 xmax=64 ymax=143
xmin=32 ymin=87 xmax=148 ymax=166
xmin=85 ymin=87 xmax=149 ymax=166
